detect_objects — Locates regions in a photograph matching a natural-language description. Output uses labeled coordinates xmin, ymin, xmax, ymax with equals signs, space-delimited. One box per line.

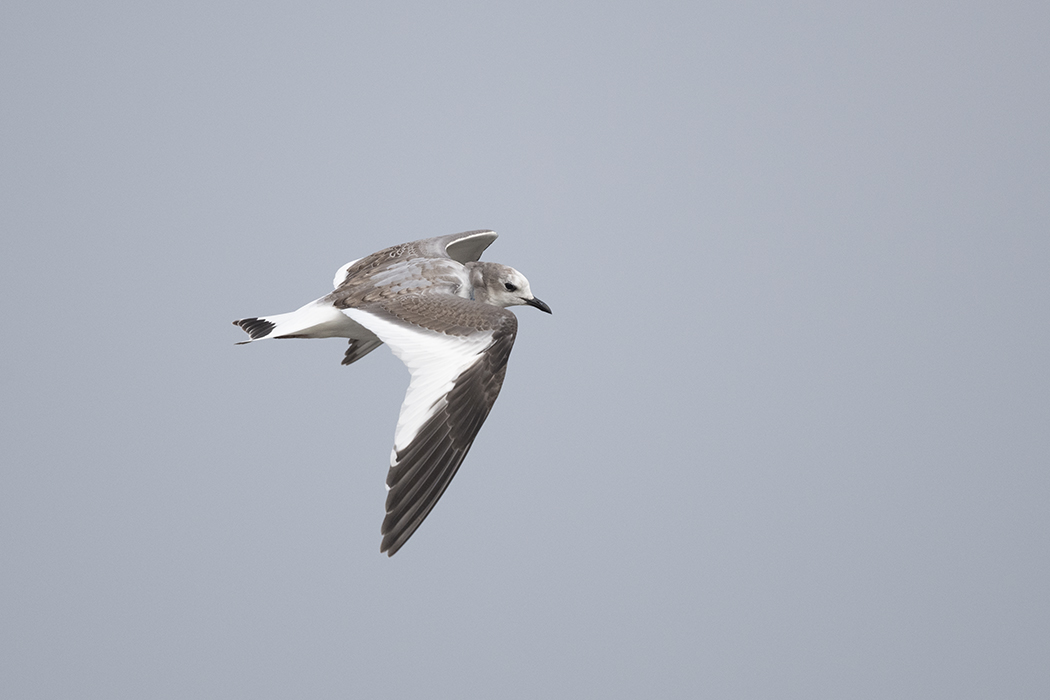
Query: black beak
xmin=525 ymin=296 xmax=552 ymax=314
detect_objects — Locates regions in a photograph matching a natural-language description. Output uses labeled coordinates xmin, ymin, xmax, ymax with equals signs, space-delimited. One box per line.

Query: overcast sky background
xmin=2 ymin=2 xmax=1048 ymax=698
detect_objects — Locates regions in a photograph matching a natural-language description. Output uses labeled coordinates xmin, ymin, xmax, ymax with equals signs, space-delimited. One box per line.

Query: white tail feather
xmin=235 ymin=299 xmax=375 ymax=342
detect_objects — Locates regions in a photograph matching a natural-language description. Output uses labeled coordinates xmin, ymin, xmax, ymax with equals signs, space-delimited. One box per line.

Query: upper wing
xmin=332 ymin=231 xmax=494 ymax=292
xmin=437 ymin=230 xmax=497 ymax=263
xmin=333 ymin=257 xmax=362 ymax=288
xmin=342 ymin=296 xmax=517 ymax=556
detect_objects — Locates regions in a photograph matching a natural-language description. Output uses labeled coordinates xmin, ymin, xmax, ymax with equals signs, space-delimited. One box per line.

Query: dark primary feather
xmin=342 ymin=338 xmax=383 ymax=366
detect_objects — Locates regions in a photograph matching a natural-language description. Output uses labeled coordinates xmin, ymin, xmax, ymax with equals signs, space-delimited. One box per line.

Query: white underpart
xmin=342 ymin=308 xmax=494 ymax=460
xmin=332 ymin=257 xmax=362 ymax=288
xmin=256 ymin=298 xmax=375 ymax=340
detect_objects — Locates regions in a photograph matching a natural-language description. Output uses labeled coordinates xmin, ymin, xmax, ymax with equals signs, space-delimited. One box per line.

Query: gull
xmin=233 ymin=230 xmax=551 ymax=555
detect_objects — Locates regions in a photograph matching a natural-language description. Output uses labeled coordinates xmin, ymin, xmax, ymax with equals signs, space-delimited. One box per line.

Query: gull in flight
xmin=233 ymin=230 xmax=551 ymax=555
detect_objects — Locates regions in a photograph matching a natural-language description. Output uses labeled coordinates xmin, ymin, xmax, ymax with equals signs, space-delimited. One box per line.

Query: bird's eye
xmin=504 ymin=282 xmax=518 ymax=292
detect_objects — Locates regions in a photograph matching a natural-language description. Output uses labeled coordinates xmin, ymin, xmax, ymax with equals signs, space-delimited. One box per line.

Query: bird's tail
xmin=232 ymin=301 xmax=356 ymax=344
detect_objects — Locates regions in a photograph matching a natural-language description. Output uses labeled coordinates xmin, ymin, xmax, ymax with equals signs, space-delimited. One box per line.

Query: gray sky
xmin=2 ymin=2 xmax=1048 ymax=698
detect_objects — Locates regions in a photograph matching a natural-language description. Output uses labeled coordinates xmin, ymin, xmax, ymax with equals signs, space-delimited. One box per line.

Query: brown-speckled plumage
xmin=232 ymin=230 xmax=549 ymax=556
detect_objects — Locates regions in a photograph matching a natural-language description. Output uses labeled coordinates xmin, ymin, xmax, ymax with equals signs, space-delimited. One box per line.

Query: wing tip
xmin=380 ymin=534 xmax=406 ymax=557
xmin=443 ymin=230 xmax=499 ymax=263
